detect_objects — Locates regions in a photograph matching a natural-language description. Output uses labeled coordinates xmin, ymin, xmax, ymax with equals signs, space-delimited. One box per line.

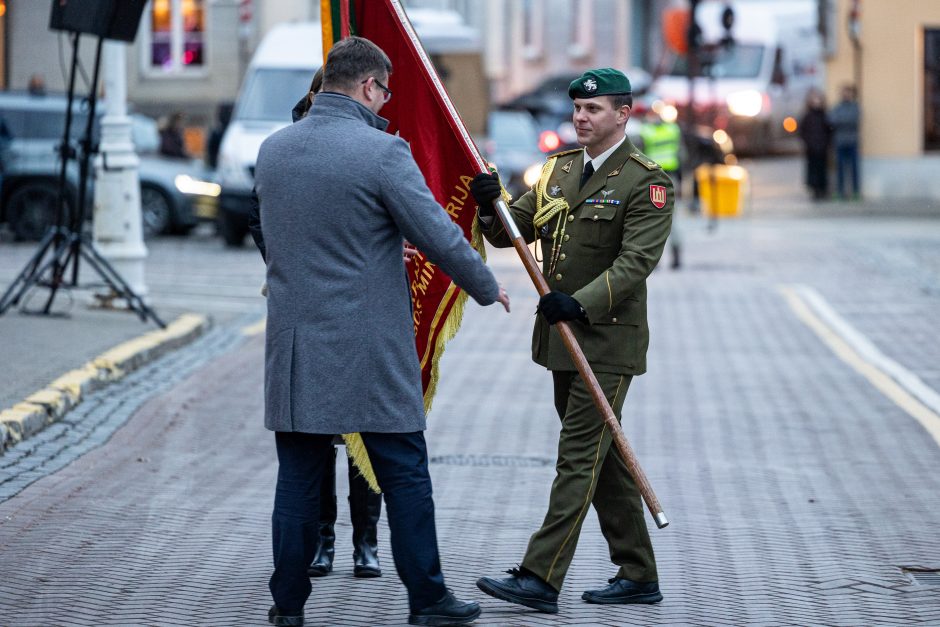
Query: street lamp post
xmin=93 ymin=41 xmax=149 ymax=302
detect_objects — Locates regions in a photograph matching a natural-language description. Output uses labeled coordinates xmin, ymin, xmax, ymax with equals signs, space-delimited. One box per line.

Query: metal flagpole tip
xmin=654 ymin=512 xmax=669 ymax=529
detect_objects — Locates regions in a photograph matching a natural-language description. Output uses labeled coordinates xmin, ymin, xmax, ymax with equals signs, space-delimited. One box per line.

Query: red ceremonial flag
xmin=323 ymin=0 xmax=489 ymax=413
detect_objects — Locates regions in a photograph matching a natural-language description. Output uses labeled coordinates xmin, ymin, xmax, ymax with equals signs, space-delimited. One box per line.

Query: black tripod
xmin=0 ymin=32 xmax=164 ymax=328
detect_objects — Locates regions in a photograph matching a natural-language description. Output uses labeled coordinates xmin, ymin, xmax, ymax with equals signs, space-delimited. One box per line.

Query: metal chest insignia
xmin=550 ymin=185 xmax=562 ymax=197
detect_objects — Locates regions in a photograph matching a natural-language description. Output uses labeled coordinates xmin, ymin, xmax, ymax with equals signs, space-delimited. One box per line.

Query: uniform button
xmin=612 ymin=317 xmax=618 ymax=323
xmin=555 ymin=273 xmax=563 ymax=280
xmin=593 ymin=214 xmax=598 ymax=221
xmin=559 ymin=253 xmax=566 ymax=261
xmin=567 ymin=214 xmax=574 ymax=222
xmin=563 ymin=234 xmax=570 ymax=241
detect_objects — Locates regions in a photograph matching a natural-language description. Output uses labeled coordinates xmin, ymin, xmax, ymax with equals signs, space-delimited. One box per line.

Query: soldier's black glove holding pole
xmin=470 ymin=172 xmax=502 ymax=218
xmin=538 ymin=292 xmax=588 ymax=325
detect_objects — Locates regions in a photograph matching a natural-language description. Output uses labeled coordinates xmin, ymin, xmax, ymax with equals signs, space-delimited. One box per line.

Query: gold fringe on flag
xmin=341 ymin=432 xmax=380 ymax=493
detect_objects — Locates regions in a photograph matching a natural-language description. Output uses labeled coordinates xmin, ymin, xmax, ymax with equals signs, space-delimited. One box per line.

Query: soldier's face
xmin=572 ymin=97 xmax=629 ymax=152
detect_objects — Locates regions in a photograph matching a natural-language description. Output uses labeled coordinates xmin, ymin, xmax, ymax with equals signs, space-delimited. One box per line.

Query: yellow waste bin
xmin=695 ymin=164 xmax=748 ymax=217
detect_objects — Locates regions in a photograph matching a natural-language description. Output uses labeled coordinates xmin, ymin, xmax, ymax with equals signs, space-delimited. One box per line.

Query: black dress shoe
xmin=408 ymin=591 xmax=481 ymax=626
xmin=476 ymin=567 xmax=558 ymax=614
xmin=581 ymin=577 xmax=662 ymax=604
xmin=268 ymin=605 xmax=304 ymax=626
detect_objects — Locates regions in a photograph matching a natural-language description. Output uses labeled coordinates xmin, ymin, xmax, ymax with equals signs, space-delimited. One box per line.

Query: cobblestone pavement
xmin=0 ymin=228 xmax=265 ymax=412
xmin=2 ymin=176 xmax=940 ymax=625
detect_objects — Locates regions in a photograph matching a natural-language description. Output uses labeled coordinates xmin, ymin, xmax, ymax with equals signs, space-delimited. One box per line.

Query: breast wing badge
xmin=601 ymin=189 xmax=613 ymax=198
xmin=649 ymin=185 xmax=667 ymax=209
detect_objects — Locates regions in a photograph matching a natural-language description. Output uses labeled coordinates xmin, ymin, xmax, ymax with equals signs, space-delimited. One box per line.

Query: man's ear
xmin=619 ymin=105 xmax=631 ymax=124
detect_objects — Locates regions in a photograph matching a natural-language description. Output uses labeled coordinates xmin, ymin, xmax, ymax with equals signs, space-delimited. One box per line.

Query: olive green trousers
xmin=520 ymin=371 xmax=657 ymax=591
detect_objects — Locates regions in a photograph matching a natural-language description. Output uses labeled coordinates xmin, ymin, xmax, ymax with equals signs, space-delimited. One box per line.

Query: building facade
xmin=825 ymin=0 xmax=940 ymax=199
xmin=405 ymin=0 xmax=659 ymax=103
xmin=3 ymin=0 xmax=661 ymax=149
xmin=4 ymin=0 xmax=245 ymax=150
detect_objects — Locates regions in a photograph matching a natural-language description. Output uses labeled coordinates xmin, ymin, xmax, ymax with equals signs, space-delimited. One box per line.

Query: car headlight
xmin=726 ymin=90 xmax=763 ymax=117
xmin=523 ymin=163 xmax=543 ymax=188
xmin=175 ymin=174 xmax=222 ymax=197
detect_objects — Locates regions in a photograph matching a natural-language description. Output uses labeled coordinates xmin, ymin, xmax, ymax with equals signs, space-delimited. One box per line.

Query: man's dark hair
xmin=322 ymin=36 xmax=393 ymax=93
xmin=610 ymin=93 xmax=633 ymax=110
xmin=309 ymin=66 xmax=325 ymax=95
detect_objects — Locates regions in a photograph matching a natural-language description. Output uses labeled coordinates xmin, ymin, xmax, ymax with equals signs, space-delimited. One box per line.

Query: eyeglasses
xmin=362 ymin=77 xmax=392 ymax=103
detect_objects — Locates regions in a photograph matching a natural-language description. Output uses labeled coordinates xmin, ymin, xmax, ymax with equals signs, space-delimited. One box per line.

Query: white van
xmin=215 ymin=11 xmax=485 ymax=245
xmin=650 ymin=0 xmax=823 ymax=155
xmin=216 ymin=22 xmax=323 ymax=246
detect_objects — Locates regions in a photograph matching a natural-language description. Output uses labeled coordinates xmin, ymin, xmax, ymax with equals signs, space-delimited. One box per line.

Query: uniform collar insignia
xmin=561 ymin=160 xmax=573 ymax=173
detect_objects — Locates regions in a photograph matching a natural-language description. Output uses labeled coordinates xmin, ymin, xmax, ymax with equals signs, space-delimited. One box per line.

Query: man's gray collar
xmin=310 ymin=92 xmax=390 ymax=131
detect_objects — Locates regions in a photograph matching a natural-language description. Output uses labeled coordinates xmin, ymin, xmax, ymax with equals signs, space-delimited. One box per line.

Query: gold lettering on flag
xmin=444 ymin=175 xmax=473 ymax=219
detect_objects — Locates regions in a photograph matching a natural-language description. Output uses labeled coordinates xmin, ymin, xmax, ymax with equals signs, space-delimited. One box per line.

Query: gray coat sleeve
xmin=378 ymin=138 xmax=500 ymax=306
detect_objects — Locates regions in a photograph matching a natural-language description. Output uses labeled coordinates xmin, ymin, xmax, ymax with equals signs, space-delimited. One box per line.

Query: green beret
xmin=568 ymin=68 xmax=632 ymax=99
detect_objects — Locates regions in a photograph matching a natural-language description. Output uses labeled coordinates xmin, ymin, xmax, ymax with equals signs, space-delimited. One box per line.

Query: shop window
xmin=568 ymin=0 xmax=593 ymax=60
xmin=145 ymin=0 xmax=206 ymax=75
xmin=522 ymin=0 xmax=544 ymax=60
xmin=925 ymin=29 xmax=940 ymax=151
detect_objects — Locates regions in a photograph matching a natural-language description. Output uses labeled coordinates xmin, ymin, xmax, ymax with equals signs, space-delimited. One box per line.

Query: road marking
xmin=241 ymin=317 xmax=266 ymax=337
xmin=780 ymin=284 xmax=940 ymax=449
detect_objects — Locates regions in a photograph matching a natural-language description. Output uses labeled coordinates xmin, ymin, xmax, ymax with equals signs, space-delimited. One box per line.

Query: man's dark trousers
xmin=270 ymin=431 xmax=447 ymax=614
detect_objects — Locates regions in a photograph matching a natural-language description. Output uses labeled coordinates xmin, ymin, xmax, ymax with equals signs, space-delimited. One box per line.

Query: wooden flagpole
xmin=384 ymin=0 xmax=668 ymax=529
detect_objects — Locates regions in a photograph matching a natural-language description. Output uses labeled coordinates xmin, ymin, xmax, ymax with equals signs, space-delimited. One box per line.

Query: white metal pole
xmin=93 ymin=40 xmax=149 ymax=301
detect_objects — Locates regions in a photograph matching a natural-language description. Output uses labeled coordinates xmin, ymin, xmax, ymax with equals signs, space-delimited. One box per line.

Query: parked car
xmin=0 ymin=92 xmax=218 ymax=241
xmin=480 ymin=109 xmax=544 ymax=199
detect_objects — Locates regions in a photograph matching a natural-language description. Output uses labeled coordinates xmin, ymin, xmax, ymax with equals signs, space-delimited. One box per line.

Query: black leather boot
xmin=308 ymin=447 xmax=337 ymax=577
xmin=349 ymin=461 xmax=382 ymax=578
xmin=307 ymin=521 xmax=335 ymax=577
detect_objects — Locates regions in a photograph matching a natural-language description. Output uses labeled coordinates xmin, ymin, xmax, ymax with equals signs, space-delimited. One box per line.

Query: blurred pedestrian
xmin=799 ymin=89 xmax=832 ymax=201
xmin=158 ymin=111 xmax=189 ymax=159
xmin=472 ymin=68 xmax=671 ymax=614
xmin=829 ymin=84 xmax=861 ymax=200
xmin=28 ymin=74 xmax=46 ymax=96
xmin=205 ymin=102 xmax=233 ymax=170
xmin=255 ymin=36 xmax=510 ymax=627
xmin=638 ymin=103 xmax=683 ymax=268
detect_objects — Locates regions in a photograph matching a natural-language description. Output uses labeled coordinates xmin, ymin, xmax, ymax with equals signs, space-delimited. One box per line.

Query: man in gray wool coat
xmin=254 ymin=36 xmax=510 ymax=627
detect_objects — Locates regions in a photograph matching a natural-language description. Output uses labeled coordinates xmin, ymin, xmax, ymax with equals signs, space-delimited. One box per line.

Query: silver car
xmin=0 ymin=92 xmax=218 ymax=241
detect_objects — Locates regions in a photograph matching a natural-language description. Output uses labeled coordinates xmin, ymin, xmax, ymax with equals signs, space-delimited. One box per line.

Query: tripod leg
xmin=78 ymin=242 xmax=165 ymax=328
xmin=41 ymin=236 xmax=79 ymax=315
xmin=0 ymin=228 xmax=60 ymax=313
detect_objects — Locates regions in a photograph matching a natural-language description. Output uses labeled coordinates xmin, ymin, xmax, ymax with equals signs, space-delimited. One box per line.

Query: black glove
xmin=538 ymin=292 xmax=587 ymax=325
xmin=470 ymin=172 xmax=502 ymax=218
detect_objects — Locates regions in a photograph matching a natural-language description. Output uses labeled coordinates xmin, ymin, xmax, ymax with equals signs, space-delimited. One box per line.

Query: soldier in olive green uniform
xmin=472 ymin=69 xmax=672 ymax=613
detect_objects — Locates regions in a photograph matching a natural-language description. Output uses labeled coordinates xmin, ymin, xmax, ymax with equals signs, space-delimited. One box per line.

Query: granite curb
xmin=0 ymin=313 xmax=210 ymax=452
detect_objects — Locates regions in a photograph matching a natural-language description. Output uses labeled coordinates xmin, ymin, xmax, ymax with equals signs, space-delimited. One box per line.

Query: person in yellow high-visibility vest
xmin=638 ymin=105 xmax=682 ymax=269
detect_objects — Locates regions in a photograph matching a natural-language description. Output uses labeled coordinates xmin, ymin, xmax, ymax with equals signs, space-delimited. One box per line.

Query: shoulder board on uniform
xmin=629 ymin=152 xmax=661 ymax=171
xmin=548 ymin=147 xmax=583 ymax=159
